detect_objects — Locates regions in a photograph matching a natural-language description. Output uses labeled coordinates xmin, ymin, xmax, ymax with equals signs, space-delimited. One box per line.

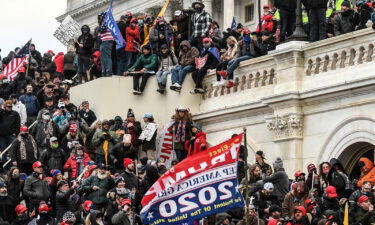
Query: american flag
xmin=1 ymin=39 xmax=31 ymax=80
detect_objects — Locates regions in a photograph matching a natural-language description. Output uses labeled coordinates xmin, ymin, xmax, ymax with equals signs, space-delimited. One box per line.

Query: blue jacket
xmin=19 ymin=93 xmax=40 ymax=117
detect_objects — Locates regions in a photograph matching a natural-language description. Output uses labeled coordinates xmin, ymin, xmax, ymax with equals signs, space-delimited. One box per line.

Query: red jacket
xmin=63 ymin=153 xmax=91 ymax=178
xmin=358 ymin=157 xmax=375 ymax=187
xmin=185 ymin=132 xmax=207 ymax=156
xmin=54 ymin=52 xmax=65 ymax=74
xmin=256 ymin=14 xmax=274 ymax=33
xmin=125 ymin=25 xmax=141 ymax=52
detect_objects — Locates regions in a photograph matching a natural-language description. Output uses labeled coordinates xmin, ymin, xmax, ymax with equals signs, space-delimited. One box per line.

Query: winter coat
xmin=321 ymin=194 xmax=340 ymax=214
xmin=92 ymin=129 xmax=119 ymax=156
xmin=0 ymin=83 xmax=12 ymax=100
xmin=158 ymin=52 xmax=178 ymax=71
xmin=12 ymin=75 xmax=32 ymax=94
xmin=75 ymin=29 xmax=95 ymax=56
xmin=55 ymin=188 xmax=75 ymax=219
xmin=185 ymin=132 xmax=207 ymax=156
xmin=282 ymin=190 xmax=308 ymax=218
xmin=120 ymin=171 xmax=139 ymax=190
xmin=128 ymin=53 xmax=158 ymax=72
xmin=253 ymin=191 xmax=280 ymax=219
xmin=9 ymin=135 xmax=39 ymax=164
xmin=78 ymin=109 xmax=97 ymax=127
xmin=175 ymin=15 xmax=190 ymax=42
xmin=124 ymin=120 xmax=142 ymax=148
xmin=256 ymin=14 xmax=275 ymax=33
xmin=64 ymin=153 xmax=91 ymax=179
xmin=19 ymin=93 xmax=40 ymax=117
xmin=178 ymin=40 xmax=199 ymax=66
xmin=30 ymin=50 xmax=42 ymax=66
xmin=40 ymin=147 xmax=67 ymax=171
xmin=125 ymin=25 xmax=141 ymax=52
xmin=54 ymin=52 xmax=65 ymax=74
xmin=220 ymin=36 xmax=238 ymax=62
xmin=109 ymin=143 xmax=137 ymax=170
xmin=81 ymin=175 xmax=115 ymax=205
xmin=0 ymin=109 xmax=20 ymax=136
xmin=12 ymin=102 xmax=27 ymax=125
xmin=354 ymin=207 xmax=375 ymax=225
xmin=7 ymin=178 xmax=24 ymax=205
xmin=111 ymin=211 xmax=131 ymax=225
xmin=0 ymin=195 xmax=15 ymax=223
xmin=149 ymin=23 xmax=173 ymax=52
xmin=23 ymin=172 xmax=50 ymax=203
xmin=61 ymin=133 xmax=84 ymax=155
xmin=302 ymin=0 xmax=328 ymax=9
xmin=63 ymin=51 xmax=76 ymax=71
xmin=140 ymin=122 xmax=157 ymax=151
xmin=263 ymin=168 xmax=290 ymax=202
xmin=334 ymin=9 xmax=358 ymax=36
xmin=199 ymin=47 xmax=221 ymax=69
xmin=357 ymin=157 xmax=375 ymax=187
xmin=274 ymin=0 xmax=297 ymax=12
xmin=327 ymin=158 xmax=351 ymax=198
xmin=31 ymin=121 xmax=60 ymax=149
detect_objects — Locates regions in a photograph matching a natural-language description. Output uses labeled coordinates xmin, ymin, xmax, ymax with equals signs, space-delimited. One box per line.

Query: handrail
xmin=1 ymin=120 xmax=38 ymax=168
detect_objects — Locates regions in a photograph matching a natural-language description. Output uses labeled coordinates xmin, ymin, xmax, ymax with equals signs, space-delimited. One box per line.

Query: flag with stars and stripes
xmin=1 ymin=39 xmax=31 ymax=80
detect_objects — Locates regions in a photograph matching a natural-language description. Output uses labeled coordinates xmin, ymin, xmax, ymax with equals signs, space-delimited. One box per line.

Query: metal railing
xmin=1 ymin=120 xmax=37 ymax=168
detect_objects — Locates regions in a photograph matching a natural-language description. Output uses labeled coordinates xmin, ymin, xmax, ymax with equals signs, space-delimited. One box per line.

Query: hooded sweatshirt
xmin=178 ymin=40 xmax=200 ymax=66
xmin=358 ymin=157 xmax=375 ymax=187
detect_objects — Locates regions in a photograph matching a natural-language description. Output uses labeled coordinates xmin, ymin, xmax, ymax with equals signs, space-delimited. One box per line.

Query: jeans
xmin=279 ymin=9 xmax=296 ymax=42
xmin=116 ymin=49 xmax=126 ymax=75
xmin=171 ymin=65 xmax=195 ymax=85
xmin=308 ymin=8 xmax=327 ymax=42
xmin=125 ymin=51 xmax=138 ymax=72
xmin=226 ymin=55 xmax=252 ymax=79
xmin=133 ymin=73 xmax=152 ymax=92
xmin=156 ymin=70 xmax=170 ymax=86
xmin=100 ymin=41 xmax=114 ymax=76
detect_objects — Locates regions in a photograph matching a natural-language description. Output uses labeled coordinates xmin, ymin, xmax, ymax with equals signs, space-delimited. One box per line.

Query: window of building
xmin=245 ymin=4 xmax=255 ymax=22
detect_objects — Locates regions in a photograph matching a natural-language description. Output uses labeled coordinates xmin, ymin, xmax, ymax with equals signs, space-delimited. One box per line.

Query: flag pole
xmin=258 ymin=0 xmax=262 ymax=33
xmin=25 ymin=39 xmax=32 ymax=78
xmin=243 ymin=127 xmax=250 ymax=225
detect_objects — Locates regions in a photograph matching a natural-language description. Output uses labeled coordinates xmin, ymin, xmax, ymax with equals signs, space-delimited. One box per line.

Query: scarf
xmin=18 ymin=135 xmax=38 ymax=161
xmin=43 ymin=121 xmax=55 ymax=142
xmin=175 ymin=120 xmax=186 ymax=143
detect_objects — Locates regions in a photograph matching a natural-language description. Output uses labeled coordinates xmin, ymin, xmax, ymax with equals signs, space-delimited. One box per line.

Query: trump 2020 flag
xmin=140 ymin=134 xmax=245 ymax=225
xmin=104 ymin=0 xmax=126 ymax=49
xmin=231 ymin=16 xmax=237 ymax=30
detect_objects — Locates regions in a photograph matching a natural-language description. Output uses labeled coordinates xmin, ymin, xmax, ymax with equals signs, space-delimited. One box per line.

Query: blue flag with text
xmin=104 ymin=0 xmax=126 ymax=49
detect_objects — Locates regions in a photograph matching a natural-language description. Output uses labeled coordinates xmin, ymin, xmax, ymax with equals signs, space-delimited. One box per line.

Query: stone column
xmin=203 ymin=0 xmax=213 ymax=16
xmin=223 ymin=0 xmax=234 ymax=29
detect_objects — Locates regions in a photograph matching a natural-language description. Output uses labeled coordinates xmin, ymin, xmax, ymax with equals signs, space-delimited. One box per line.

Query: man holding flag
xmin=140 ymin=134 xmax=245 ymax=225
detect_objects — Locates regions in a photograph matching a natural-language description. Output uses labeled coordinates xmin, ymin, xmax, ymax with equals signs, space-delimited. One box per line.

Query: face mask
xmin=21 ymin=133 xmax=28 ymax=138
xmin=51 ymin=143 xmax=59 ymax=149
xmin=138 ymin=19 xmax=144 ymax=26
xmin=42 ymin=114 xmax=50 ymax=121
xmin=229 ymin=44 xmax=235 ymax=48
xmin=12 ymin=173 xmax=20 ymax=179
xmin=203 ymin=43 xmax=211 ymax=49
xmin=2 ymin=80 xmax=8 ymax=84
xmin=195 ymin=7 xmax=203 ymax=13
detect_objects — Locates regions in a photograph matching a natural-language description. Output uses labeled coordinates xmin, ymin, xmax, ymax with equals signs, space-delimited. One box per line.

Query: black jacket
xmin=31 ymin=50 xmax=43 ymax=66
xmin=0 ymin=109 xmax=20 ymax=136
xmin=121 ymin=171 xmax=139 ymax=190
xmin=40 ymin=148 xmax=67 ymax=171
xmin=0 ymin=84 xmax=12 ymax=100
xmin=263 ymin=168 xmax=290 ymax=201
xmin=78 ymin=109 xmax=97 ymax=127
xmin=55 ymin=188 xmax=75 ymax=219
xmin=110 ymin=143 xmax=137 ymax=170
xmin=302 ymin=0 xmax=328 ymax=9
xmin=23 ymin=172 xmax=50 ymax=203
xmin=334 ymin=9 xmax=359 ymax=36
xmin=75 ymin=32 xmax=94 ymax=56
xmin=9 ymin=135 xmax=39 ymax=164
xmin=0 ymin=195 xmax=16 ymax=223
xmin=274 ymin=0 xmax=297 ymax=11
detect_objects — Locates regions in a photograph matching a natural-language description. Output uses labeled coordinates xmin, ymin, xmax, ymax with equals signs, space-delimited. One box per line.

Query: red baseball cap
xmin=326 ymin=185 xmax=338 ymax=198
xmin=358 ymin=195 xmax=369 ymax=204
xmin=38 ymin=202 xmax=50 ymax=213
xmin=121 ymin=198 xmax=132 ymax=206
xmin=83 ymin=200 xmax=93 ymax=211
xmin=15 ymin=204 xmax=27 ymax=214
xmin=294 ymin=206 xmax=306 ymax=216
xmin=20 ymin=125 xmax=28 ymax=133
xmin=202 ymin=37 xmax=212 ymax=43
xmin=294 ymin=170 xmax=306 ymax=178
xmin=47 ymin=50 xmax=55 ymax=56
xmin=243 ymin=28 xmax=251 ymax=35
xmin=69 ymin=123 xmax=78 ymax=133
xmin=263 ymin=4 xmax=270 ymax=8
xmin=123 ymin=158 xmax=133 ymax=168
xmin=32 ymin=161 xmax=43 ymax=169
xmin=18 ymin=67 xmax=26 ymax=73
xmin=307 ymin=164 xmax=316 ymax=172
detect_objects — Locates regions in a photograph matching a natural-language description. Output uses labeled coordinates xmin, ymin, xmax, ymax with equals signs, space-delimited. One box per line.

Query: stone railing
xmin=202 ymin=54 xmax=278 ymax=100
xmin=303 ymin=28 xmax=375 ymax=76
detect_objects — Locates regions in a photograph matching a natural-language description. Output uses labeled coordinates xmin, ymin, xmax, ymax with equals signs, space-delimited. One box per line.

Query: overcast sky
xmin=0 ymin=0 xmax=67 ymax=58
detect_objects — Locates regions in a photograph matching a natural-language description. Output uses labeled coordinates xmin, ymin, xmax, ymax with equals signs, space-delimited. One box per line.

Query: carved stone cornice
xmin=266 ymin=113 xmax=303 ymax=142
xmin=56 ymin=0 xmax=113 ymax=22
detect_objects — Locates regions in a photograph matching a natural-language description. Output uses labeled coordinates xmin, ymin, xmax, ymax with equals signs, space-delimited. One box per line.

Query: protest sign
xmin=139 ymin=123 xmax=158 ymax=142
xmin=53 ymin=15 xmax=81 ymax=46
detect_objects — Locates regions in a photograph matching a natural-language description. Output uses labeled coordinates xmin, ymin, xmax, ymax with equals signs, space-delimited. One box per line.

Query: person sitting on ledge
xmin=124 ymin=45 xmax=158 ymax=95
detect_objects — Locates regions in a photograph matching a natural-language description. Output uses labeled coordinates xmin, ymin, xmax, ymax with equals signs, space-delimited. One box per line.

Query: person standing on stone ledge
xmin=334 ymin=1 xmax=359 ymax=36
xmin=190 ymin=1 xmax=212 ymax=50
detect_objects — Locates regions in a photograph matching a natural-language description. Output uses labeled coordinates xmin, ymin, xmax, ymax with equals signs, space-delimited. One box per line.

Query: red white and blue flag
xmin=140 ymin=134 xmax=245 ymax=225
xmin=1 ymin=39 xmax=31 ymax=80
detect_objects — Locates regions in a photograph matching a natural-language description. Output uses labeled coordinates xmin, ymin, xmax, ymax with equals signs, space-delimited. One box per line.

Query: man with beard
xmin=252 ymin=182 xmax=280 ymax=220
xmin=40 ymin=137 xmax=67 ymax=172
xmin=0 ymin=100 xmax=20 ymax=152
xmin=19 ymin=85 xmax=40 ymax=126
xmin=31 ymin=109 xmax=59 ymax=151
xmin=11 ymin=204 xmax=29 ymax=225
xmin=120 ymin=158 xmax=138 ymax=190
xmin=37 ymin=82 xmax=57 ymax=108
xmin=23 ymin=161 xmax=51 ymax=215
xmin=285 ymin=206 xmax=310 ymax=225
xmin=81 ymin=164 xmax=115 ymax=211
xmin=28 ymin=201 xmax=58 ymax=225
xmin=75 ymin=25 xmax=94 ymax=83
xmin=92 ymin=120 xmax=118 ymax=166
xmin=9 ymin=126 xmax=39 ymax=174
xmin=282 ymin=181 xmax=309 ymax=218
xmin=0 ymin=181 xmax=16 ymax=223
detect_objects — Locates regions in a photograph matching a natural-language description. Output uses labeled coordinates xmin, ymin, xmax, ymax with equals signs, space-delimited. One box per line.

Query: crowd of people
xmin=0 ymin=0 xmax=374 ymax=224
xmin=2 ymin=0 xmax=375 ymax=95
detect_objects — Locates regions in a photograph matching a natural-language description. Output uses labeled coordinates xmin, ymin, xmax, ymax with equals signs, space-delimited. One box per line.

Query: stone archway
xmin=319 ymin=116 xmax=375 ymax=171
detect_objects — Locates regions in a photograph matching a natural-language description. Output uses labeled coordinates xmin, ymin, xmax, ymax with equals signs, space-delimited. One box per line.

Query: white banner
xmin=54 ymin=15 xmax=81 ymax=46
xmin=139 ymin=123 xmax=158 ymax=142
xmin=156 ymin=120 xmax=175 ymax=168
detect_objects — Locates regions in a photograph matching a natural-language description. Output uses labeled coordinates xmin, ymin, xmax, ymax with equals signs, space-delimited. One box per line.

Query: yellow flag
xmin=141 ymin=0 xmax=171 ymax=48
xmin=344 ymin=202 xmax=349 ymax=225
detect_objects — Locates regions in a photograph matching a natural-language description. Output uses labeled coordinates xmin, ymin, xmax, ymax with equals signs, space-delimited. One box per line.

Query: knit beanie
xmin=341 ymin=1 xmax=351 ymax=7
xmin=273 ymin=157 xmax=283 ymax=170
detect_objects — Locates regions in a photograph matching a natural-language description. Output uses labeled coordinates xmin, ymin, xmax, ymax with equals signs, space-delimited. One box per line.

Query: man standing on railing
xmin=9 ymin=126 xmax=39 ymax=175
xmin=302 ymin=0 xmax=328 ymax=42
xmin=0 ymin=100 xmax=20 ymax=154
